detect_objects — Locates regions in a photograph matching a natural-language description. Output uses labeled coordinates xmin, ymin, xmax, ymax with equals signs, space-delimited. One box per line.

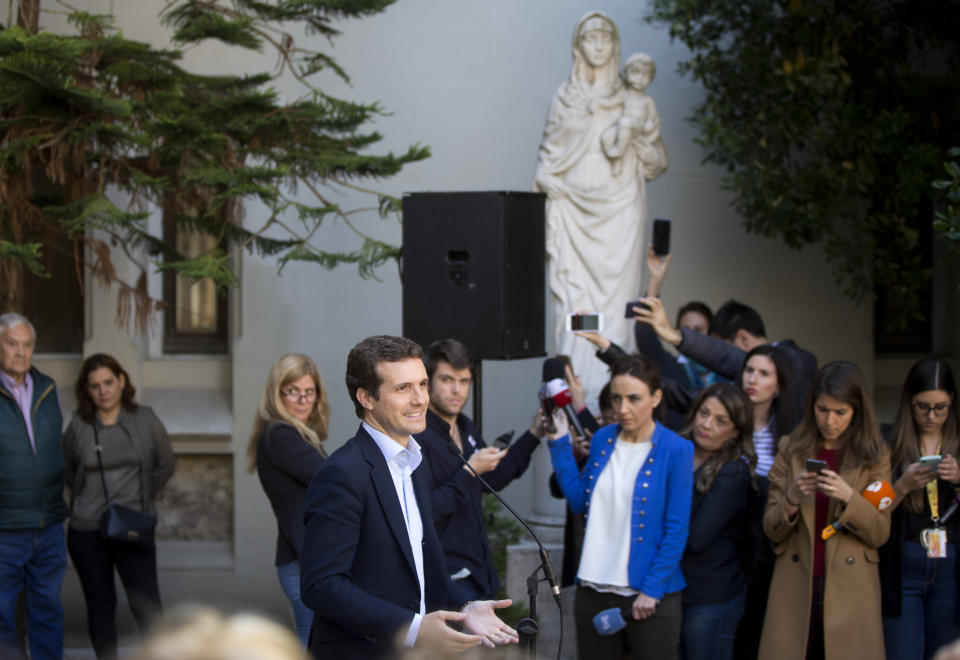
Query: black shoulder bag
xmin=93 ymin=423 xmax=157 ymax=549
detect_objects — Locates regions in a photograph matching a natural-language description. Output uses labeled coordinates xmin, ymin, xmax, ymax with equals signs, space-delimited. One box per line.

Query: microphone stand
xmin=446 ymin=443 xmax=562 ymax=659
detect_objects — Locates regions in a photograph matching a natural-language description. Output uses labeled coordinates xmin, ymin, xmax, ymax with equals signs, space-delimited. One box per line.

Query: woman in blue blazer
xmin=548 ymin=354 xmax=693 ymax=659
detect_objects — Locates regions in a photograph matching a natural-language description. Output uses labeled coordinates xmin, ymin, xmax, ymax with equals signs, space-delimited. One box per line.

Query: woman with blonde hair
xmin=760 ymin=361 xmax=890 ymax=660
xmin=247 ymin=354 xmax=330 ymax=646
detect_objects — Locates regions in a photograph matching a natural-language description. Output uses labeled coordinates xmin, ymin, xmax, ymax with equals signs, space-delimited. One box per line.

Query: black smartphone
xmin=806 ymin=458 xmax=828 ymax=474
xmin=493 ymin=430 xmax=515 ymax=449
xmin=625 ymin=301 xmax=650 ymax=318
xmin=539 ymin=392 xmax=557 ymax=434
xmin=652 ymin=218 xmax=671 ymax=256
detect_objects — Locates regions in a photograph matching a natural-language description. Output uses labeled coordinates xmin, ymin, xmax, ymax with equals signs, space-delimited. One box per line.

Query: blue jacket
xmin=0 ymin=367 xmax=67 ymax=530
xmin=548 ymin=422 xmax=693 ymax=599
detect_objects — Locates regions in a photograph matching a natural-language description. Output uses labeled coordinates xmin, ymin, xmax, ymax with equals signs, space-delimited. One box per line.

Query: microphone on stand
xmin=446 ymin=442 xmax=561 ymax=607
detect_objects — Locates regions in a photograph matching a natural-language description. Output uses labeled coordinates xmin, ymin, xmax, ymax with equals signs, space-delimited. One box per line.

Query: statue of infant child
xmin=601 ymin=53 xmax=665 ymax=178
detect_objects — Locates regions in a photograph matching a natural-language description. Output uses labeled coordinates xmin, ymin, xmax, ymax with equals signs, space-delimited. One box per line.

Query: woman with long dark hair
xmin=680 ymin=383 xmax=755 ymax=660
xmin=247 ymin=354 xmax=330 ymax=646
xmin=739 ymin=344 xmax=798 ymax=478
xmin=547 ymin=354 xmax=693 ymax=659
xmin=759 ymin=361 xmax=890 ymax=660
xmin=733 ymin=343 xmax=799 ymax=659
xmin=63 ymin=354 xmax=175 ymax=660
xmin=881 ymin=358 xmax=960 ymax=659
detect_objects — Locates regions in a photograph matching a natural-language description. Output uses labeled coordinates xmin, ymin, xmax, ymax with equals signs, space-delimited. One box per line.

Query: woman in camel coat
xmin=759 ymin=362 xmax=891 ymax=660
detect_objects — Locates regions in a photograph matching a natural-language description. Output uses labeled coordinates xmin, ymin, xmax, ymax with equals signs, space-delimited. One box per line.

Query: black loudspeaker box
xmin=402 ymin=191 xmax=546 ymax=360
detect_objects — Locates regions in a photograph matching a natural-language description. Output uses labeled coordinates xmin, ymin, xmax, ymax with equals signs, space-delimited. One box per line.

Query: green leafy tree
xmin=0 ymin=0 xmax=428 ymax=331
xmin=646 ymin=0 xmax=959 ymax=326
xmin=934 ymin=147 xmax=960 ymax=252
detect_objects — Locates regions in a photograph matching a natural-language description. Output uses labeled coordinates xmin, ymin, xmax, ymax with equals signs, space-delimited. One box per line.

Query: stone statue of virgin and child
xmin=534 ymin=11 xmax=668 ymax=401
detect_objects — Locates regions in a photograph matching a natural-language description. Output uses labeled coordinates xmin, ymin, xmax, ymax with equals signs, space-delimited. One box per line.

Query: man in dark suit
xmin=300 ymin=335 xmax=518 ymax=659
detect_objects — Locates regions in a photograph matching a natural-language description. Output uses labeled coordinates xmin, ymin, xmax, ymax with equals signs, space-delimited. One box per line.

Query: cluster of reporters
xmin=4 ymin=257 xmax=960 ymax=660
xmin=539 ymin=245 xmax=960 ymax=660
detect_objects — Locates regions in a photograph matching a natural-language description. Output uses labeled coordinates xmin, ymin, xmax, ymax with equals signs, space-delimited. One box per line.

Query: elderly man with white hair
xmin=0 ymin=313 xmax=67 ymax=660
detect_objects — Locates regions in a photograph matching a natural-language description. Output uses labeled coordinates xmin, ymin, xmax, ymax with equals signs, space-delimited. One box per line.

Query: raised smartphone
xmin=652 ymin=218 xmax=671 ymax=256
xmin=625 ymin=301 xmax=650 ymax=318
xmin=565 ymin=312 xmax=603 ymax=332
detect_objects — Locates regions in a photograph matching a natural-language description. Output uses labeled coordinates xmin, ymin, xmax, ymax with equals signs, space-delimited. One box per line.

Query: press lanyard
xmin=926 ymin=439 xmax=943 ymax=524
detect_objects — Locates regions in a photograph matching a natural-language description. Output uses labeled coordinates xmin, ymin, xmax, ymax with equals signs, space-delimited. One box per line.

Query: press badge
xmin=921 ymin=528 xmax=948 ymax=559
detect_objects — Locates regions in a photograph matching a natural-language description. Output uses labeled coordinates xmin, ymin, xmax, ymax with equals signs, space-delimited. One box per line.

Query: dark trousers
xmin=67 ymin=528 xmax=162 ymax=660
xmin=806 ymin=575 xmax=825 ymax=660
xmin=574 ymin=585 xmax=682 ymax=659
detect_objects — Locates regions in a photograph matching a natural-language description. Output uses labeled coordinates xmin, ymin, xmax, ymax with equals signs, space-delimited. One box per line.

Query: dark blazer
xmin=301 ymin=425 xmax=456 ymax=660
xmin=682 ymin=458 xmax=751 ymax=605
xmin=416 ymin=409 xmax=539 ymax=599
xmin=255 ymin=422 xmax=326 ymax=566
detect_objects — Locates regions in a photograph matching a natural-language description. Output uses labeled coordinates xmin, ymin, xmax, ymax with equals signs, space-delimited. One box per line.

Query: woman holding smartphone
xmin=547 ymin=354 xmax=693 ymax=659
xmin=759 ymin=361 xmax=890 ymax=660
xmin=880 ymin=358 xmax=960 ymax=660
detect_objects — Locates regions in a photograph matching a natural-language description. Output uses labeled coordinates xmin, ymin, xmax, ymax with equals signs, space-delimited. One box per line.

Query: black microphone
xmin=446 ymin=442 xmax=562 ymax=607
xmin=541 ymin=358 xmax=586 ymax=439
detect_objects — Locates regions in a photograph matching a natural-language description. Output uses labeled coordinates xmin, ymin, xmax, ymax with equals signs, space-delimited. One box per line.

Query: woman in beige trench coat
xmin=759 ymin=362 xmax=892 ymax=660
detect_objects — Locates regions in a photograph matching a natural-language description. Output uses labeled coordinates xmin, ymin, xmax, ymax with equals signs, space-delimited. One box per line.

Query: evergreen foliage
xmin=646 ymin=0 xmax=960 ymax=325
xmin=0 ymin=0 xmax=428 ymax=327
xmin=934 ymin=147 xmax=960 ymax=255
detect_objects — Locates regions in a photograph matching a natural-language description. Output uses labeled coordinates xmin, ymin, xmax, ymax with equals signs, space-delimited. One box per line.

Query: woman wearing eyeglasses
xmin=247 ymin=354 xmax=330 ymax=646
xmin=880 ymin=359 xmax=960 ymax=660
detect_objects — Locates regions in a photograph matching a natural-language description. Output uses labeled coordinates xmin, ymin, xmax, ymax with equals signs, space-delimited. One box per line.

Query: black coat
xmin=255 ymin=422 xmax=326 ymax=565
xmin=682 ymin=458 xmax=752 ymax=605
xmin=416 ymin=409 xmax=539 ymax=598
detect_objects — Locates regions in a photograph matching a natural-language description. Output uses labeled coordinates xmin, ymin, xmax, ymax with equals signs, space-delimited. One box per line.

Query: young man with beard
xmin=415 ymin=338 xmax=543 ymax=603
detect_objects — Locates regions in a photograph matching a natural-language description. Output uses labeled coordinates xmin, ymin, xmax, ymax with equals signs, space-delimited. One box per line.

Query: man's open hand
xmin=462 ymin=599 xmax=519 ymax=648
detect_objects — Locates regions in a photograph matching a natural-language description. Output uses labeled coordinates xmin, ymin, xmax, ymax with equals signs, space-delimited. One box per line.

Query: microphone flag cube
xmin=592 ymin=607 xmax=627 ymax=635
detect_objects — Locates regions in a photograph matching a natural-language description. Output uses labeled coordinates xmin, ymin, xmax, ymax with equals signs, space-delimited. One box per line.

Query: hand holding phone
xmin=806 ymin=459 xmax=828 ymax=474
xmin=566 ymin=313 xmax=603 ymax=332
xmin=625 ymin=301 xmax=650 ymax=319
xmin=538 ymin=392 xmax=556 ymax=434
xmin=652 ymin=218 xmax=671 ymax=256
xmin=493 ymin=430 xmax=515 ymax=450
xmin=920 ymin=454 xmax=943 ymax=470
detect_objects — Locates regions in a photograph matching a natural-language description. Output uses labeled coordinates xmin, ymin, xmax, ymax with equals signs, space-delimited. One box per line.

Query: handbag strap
xmin=92 ymin=423 xmax=112 ymax=505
